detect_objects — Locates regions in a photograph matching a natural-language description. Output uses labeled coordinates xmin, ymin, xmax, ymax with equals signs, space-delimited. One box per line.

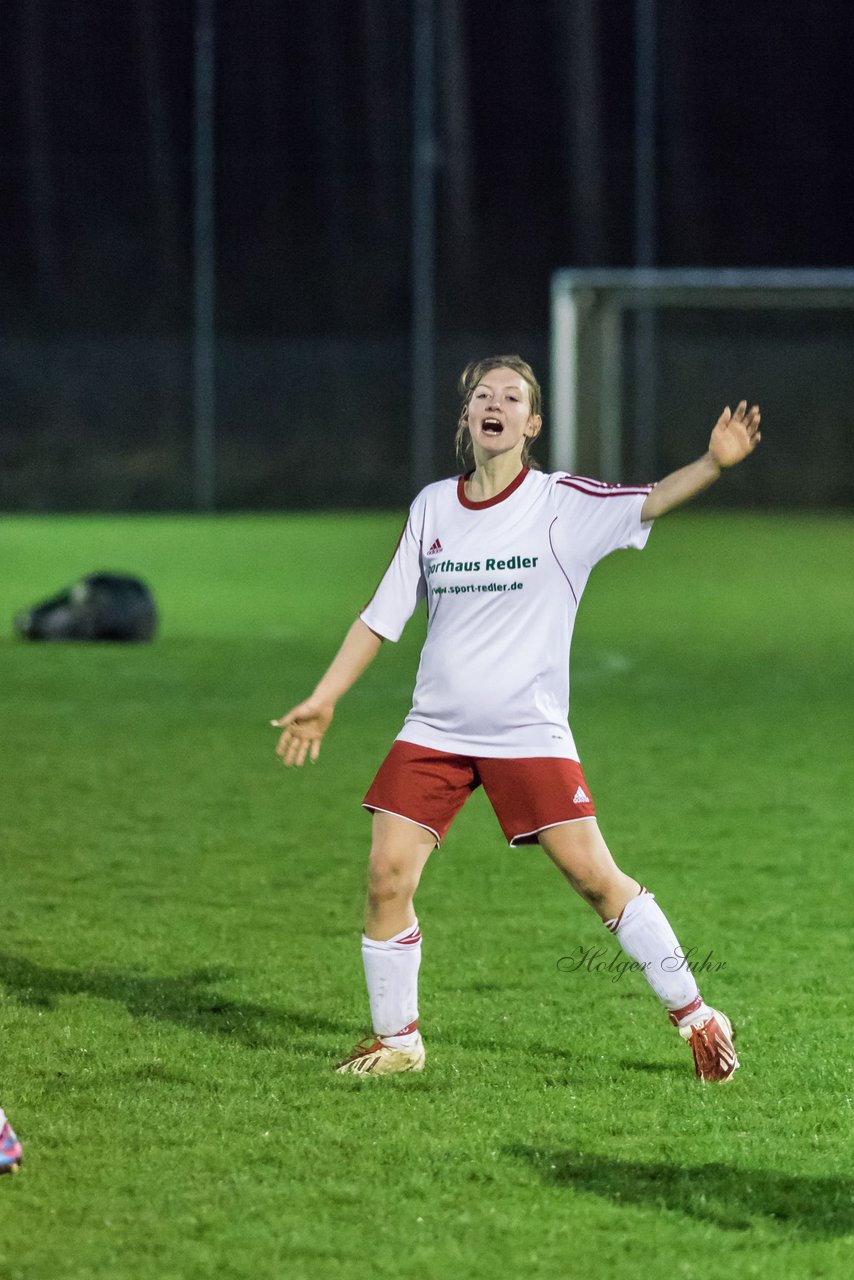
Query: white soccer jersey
xmin=360 ymin=467 xmax=653 ymax=759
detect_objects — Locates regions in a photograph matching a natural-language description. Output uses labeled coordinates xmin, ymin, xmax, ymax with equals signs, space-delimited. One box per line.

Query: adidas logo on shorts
xmin=572 ymin=785 xmax=590 ymax=805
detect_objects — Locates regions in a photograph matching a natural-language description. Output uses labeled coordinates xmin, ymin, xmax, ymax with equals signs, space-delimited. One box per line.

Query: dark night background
xmin=2 ymin=0 xmax=853 ymax=509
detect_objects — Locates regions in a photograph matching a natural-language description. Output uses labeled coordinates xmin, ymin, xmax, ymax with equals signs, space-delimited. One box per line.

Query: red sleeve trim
xmin=556 ymin=477 xmax=653 ymax=498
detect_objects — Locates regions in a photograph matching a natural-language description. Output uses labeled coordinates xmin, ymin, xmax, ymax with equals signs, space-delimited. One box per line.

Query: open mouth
xmin=482 ymin=418 xmax=503 ymax=436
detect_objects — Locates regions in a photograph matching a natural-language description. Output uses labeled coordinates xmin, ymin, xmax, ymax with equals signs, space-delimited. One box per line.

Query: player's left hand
xmin=708 ymin=400 xmax=761 ymax=468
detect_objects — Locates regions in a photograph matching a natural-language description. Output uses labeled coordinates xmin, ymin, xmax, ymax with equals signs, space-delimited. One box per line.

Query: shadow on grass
xmin=0 ymin=952 xmax=348 ymax=1048
xmin=505 ymin=1146 xmax=854 ymax=1238
xmin=619 ymin=1060 xmax=682 ymax=1075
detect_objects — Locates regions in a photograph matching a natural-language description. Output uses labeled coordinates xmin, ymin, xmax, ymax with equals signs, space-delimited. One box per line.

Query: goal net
xmin=549 ymin=269 xmax=854 ymax=506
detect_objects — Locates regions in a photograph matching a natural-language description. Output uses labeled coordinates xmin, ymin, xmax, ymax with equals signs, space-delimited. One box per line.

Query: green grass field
xmin=1 ymin=510 xmax=853 ymax=1279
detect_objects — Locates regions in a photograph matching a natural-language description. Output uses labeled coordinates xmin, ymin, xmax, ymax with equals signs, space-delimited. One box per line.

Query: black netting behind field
xmin=619 ymin=309 xmax=854 ymax=508
xmin=2 ymin=317 xmax=852 ymax=510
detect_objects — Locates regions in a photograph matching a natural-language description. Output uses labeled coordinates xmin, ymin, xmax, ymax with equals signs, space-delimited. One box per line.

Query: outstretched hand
xmin=271 ymin=697 xmax=335 ymax=768
xmin=709 ymin=400 xmax=762 ymax=468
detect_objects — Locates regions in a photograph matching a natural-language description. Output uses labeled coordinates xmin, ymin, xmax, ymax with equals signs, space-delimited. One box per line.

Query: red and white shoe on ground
xmin=334 ymin=1029 xmax=425 ymax=1076
xmin=677 ymin=1008 xmax=740 ymax=1082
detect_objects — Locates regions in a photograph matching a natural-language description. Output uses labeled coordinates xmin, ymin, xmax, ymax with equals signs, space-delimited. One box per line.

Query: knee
xmin=562 ymin=855 xmax=623 ymax=909
xmin=574 ymin=877 xmax=610 ymax=910
xmin=367 ymin=846 xmax=418 ymax=904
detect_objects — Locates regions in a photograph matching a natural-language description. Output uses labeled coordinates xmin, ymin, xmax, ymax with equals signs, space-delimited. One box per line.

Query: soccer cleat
xmin=334 ymin=1031 xmax=426 ymax=1076
xmin=678 ymin=1009 xmax=740 ymax=1083
xmin=0 ymin=1121 xmax=22 ymax=1175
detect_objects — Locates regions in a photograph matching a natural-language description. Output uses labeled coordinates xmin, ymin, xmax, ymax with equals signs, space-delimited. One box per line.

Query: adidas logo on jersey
xmin=572 ymin=785 xmax=590 ymax=805
xmin=427 ymin=538 xmax=443 ymax=555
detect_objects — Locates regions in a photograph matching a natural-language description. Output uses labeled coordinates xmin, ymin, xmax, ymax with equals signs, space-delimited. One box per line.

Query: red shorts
xmin=363 ymin=741 xmax=596 ymax=847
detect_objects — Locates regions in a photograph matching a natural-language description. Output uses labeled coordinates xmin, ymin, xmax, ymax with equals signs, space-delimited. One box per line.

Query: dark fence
xmin=0 ymin=333 xmax=548 ymax=511
xmin=4 ymin=3 xmax=854 ymax=512
xmin=3 ymin=317 xmax=852 ymax=511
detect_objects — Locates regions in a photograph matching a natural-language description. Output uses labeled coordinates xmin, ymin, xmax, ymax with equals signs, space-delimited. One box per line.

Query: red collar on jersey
xmin=457 ymin=466 xmax=530 ymax=510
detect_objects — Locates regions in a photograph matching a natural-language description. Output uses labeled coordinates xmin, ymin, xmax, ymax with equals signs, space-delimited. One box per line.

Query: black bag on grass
xmin=14 ymin=573 xmax=157 ymax=642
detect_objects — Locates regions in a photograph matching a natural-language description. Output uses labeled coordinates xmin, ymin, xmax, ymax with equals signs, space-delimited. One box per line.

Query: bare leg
xmin=337 ymin=811 xmax=435 ymax=1066
xmin=538 ymin=818 xmax=739 ymax=1079
xmin=365 ymin=811 xmax=437 ymax=940
xmin=538 ymin=818 xmax=640 ymax=921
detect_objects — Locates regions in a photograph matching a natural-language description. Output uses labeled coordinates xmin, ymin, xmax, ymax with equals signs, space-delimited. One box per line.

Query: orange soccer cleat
xmin=678 ymin=1009 xmax=740 ymax=1083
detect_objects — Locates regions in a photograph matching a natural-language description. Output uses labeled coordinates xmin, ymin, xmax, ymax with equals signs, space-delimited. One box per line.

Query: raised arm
xmin=271 ymin=617 xmax=383 ymax=768
xmin=641 ymin=401 xmax=761 ymax=521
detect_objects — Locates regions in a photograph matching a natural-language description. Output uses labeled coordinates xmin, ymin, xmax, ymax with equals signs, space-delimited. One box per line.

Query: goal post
xmin=549 ymin=268 xmax=854 ymax=483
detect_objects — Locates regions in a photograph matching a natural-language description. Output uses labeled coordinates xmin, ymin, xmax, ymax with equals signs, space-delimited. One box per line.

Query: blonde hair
xmin=454 ymin=354 xmax=543 ymax=470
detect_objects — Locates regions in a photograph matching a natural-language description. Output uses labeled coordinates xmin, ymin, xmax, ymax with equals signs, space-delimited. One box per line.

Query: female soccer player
xmin=273 ymin=356 xmax=761 ymax=1083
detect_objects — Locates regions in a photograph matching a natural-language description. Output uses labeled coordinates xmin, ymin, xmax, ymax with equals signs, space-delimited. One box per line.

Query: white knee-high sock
xmin=361 ymin=920 xmax=422 ymax=1043
xmin=605 ymin=889 xmax=712 ymax=1025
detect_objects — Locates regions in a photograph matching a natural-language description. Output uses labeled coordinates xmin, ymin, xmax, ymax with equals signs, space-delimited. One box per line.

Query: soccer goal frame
xmin=549 ymin=267 xmax=854 ymax=478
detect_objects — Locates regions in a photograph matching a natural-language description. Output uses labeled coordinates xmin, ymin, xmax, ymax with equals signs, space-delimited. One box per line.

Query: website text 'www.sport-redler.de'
xmin=432 ymin=581 xmax=525 ymax=595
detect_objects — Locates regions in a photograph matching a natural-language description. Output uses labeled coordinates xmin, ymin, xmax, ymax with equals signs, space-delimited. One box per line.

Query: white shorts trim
xmin=361 ymin=804 xmax=441 ymax=848
xmin=508 ymin=815 xmax=598 ymax=848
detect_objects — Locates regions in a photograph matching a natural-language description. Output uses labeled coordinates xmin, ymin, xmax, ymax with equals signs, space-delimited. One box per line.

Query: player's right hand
xmin=270 ymin=697 xmax=335 ymax=768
